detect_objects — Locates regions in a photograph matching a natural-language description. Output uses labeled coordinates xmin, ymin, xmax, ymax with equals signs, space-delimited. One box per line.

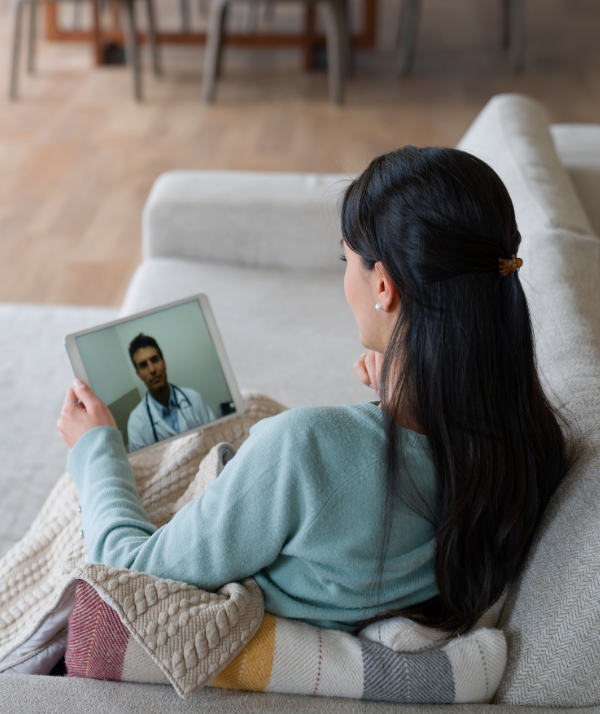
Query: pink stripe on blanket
xmin=66 ymin=580 xmax=130 ymax=681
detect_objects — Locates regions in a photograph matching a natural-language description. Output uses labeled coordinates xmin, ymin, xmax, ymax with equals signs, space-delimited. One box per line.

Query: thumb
xmin=72 ymin=379 xmax=96 ymax=409
xmin=62 ymin=386 xmax=80 ymax=413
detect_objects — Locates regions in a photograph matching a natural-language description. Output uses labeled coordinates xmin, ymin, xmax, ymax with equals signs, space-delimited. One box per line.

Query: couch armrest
xmin=142 ymin=171 xmax=351 ymax=271
xmin=457 ymin=94 xmax=594 ymax=238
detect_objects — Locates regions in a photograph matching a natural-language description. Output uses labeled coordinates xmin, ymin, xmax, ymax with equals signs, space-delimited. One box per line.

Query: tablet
xmin=64 ymin=294 xmax=245 ymax=456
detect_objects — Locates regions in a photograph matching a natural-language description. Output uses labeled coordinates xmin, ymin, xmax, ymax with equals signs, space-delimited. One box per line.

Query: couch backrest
xmin=142 ymin=171 xmax=349 ymax=272
xmin=459 ymin=94 xmax=600 ymax=707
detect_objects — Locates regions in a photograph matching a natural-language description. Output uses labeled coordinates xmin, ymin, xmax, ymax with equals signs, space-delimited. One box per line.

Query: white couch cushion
xmin=120 ymin=259 xmax=373 ymax=408
xmin=551 ymin=124 xmax=600 ymax=237
xmin=458 ymin=94 xmax=594 ymax=238
xmin=143 ymin=171 xmax=350 ymax=272
xmin=0 ymin=304 xmax=117 ymax=558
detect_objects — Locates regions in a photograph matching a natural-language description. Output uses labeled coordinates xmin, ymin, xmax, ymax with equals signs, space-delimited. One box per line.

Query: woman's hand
xmin=58 ymin=379 xmax=118 ymax=449
xmin=354 ymin=351 xmax=384 ymax=396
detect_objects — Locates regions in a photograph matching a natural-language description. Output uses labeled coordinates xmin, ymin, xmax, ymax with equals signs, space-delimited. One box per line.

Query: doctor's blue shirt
xmin=127 ymin=385 xmax=216 ymax=452
xmin=149 ymin=390 xmax=181 ymax=434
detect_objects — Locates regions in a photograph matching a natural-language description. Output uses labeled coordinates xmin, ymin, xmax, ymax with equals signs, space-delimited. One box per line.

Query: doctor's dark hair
xmin=128 ymin=333 xmax=164 ymax=369
xmin=342 ymin=146 xmax=574 ymax=634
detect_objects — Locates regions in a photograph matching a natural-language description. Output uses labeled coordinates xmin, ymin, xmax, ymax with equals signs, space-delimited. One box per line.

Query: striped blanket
xmin=66 ymin=572 xmax=506 ymax=703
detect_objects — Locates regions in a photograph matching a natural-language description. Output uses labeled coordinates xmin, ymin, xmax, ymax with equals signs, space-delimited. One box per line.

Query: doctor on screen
xmin=126 ymin=333 xmax=216 ymax=452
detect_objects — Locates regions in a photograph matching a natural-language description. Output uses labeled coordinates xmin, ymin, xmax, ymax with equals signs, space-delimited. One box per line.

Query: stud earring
xmin=375 ymin=303 xmax=383 ymax=311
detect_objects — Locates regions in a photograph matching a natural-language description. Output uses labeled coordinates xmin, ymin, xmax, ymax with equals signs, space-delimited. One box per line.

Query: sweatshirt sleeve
xmin=67 ymin=418 xmax=306 ymax=591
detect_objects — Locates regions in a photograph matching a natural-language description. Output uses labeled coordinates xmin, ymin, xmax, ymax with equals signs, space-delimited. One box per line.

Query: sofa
xmin=0 ymin=93 xmax=599 ymax=713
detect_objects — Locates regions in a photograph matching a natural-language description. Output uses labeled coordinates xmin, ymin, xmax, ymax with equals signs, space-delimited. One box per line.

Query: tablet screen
xmin=73 ymin=299 xmax=237 ymax=453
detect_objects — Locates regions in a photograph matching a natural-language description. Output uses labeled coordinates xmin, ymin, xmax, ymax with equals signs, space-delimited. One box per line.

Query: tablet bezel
xmin=64 ymin=294 xmax=245 ymax=457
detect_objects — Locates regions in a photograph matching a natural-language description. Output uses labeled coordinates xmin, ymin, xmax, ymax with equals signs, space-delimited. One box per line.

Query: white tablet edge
xmin=64 ymin=293 xmax=246 ymax=458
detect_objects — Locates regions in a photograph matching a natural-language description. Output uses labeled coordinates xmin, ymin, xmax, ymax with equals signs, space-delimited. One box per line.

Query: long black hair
xmin=342 ymin=146 xmax=574 ymax=634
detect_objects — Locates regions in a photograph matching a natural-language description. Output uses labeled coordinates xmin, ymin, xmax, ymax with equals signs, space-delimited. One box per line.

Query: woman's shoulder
xmin=242 ymin=402 xmax=432 ymax=479
xmin=237 ymin=403 xmax=388 ymax=495
xmin=250 ymin=402 xmax=386 ymax=442
xmin=251 ymin=402 xmax=430 ymax=449
xmin=245 ymin=402 xmax=397 ymax=476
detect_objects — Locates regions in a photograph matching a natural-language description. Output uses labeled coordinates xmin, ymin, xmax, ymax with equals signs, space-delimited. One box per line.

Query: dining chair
xmin=179 ymin=0 xmax=264 ymax=35
xmin=8 ymin=0 xmax=162 ymax=102
xmin=200 ymin=0 xmax=351 ymax=104
xmin=179 ymin=0 xmax=208 ymax=33
xmin=397 ymin=0 xmax=525 ymax=76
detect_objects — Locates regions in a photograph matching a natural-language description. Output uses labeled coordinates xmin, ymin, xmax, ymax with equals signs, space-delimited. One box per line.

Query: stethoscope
xmin=145 ymin=384 xmax=192 ymax=443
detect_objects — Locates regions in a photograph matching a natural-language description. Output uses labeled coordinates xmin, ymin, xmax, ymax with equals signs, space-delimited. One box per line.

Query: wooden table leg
xmin=363 ymin=0 xmax=376 ymax=47
xmin=92 ymin=0 xmax=103 ymax=65
xmin=303 ymin=1 xmax=316 ymax=70
xmin=111 ymin=2 xmax=121 ymax=30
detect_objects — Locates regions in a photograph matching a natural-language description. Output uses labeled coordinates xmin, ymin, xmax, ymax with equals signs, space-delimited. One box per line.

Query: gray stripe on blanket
xmin=360 ymin=640 xmax=455 ymax=704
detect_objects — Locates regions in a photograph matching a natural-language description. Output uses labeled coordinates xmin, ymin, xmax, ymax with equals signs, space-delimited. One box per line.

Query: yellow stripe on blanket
xmin=211 ymin=612 xmax=277 ymax=692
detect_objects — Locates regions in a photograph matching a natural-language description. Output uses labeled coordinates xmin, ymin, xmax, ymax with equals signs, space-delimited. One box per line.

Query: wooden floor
xmin=1 ymin=0 xmax=600 ymax=306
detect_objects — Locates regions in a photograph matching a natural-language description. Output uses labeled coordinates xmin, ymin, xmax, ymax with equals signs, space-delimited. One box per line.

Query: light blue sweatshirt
xmin=67 ymin=402 xmax=439 ymax=632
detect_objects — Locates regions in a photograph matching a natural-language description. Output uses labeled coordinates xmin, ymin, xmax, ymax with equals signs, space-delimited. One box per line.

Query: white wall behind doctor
xmin=114 ymin=300 xmax=232 ymax=417
xmin=76 ymin=327 xmax=138 ymax=405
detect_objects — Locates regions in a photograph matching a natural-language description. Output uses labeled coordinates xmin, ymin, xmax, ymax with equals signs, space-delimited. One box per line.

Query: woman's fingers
xmin=58 ymin=380 xmax=118 ymax=449
xmin=354 ymin=351 xmax=384 ymax=394
xmin=354 ymin=352 xmax=373 ymax=388
xmin=61 ymin=387 xmax=80 ymax=414
xmin=363 ymin=350 xmax=383 ymax=395
xmin=364 ymin=351 xmax=377 ymax=386
xmin=72 ymin=380 xmax=116 ymax=427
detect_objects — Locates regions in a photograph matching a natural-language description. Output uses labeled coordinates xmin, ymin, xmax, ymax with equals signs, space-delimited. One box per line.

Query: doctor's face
xmin=132 ymin=347 xmax=168 ymax=394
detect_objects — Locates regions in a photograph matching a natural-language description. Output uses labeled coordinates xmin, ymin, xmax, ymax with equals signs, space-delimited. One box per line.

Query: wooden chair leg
xmin=202 ymin=0 xmax=228 ymax=102
xmin=263 ymin=0 xmax=274 ymax=23
xmin=396 ymin=0 xmax=421 ymax=76
xmin=215 ymin=4 xmax=228 ymax=78
xmin=324 ymin=0 xmax=344 ymax=104
xmin=180 ymin=0 xmax=190 ymax=32
xmin=508 ymin=0 xmax=524 ymax=73
xmin=92 ymin=0 xmax=103 ymax=65
xmin=123 ymin=0 xmax=142 ymax=101
xmin=9 ymin=2 xmax=25 ymax=99
xmin=72 ymin=0 xmax=83 ymax=29
xmin=27 ymin=1 xmax=37 ymax=74
xmin=340 ymin=0 xmax=354 ymax=78
xmin=145 ymin=0 xmax=162 ymax=75
xmin=246 ymin=0 xmax=258 ymax=32
xmin=502 ymin=0 xmax=510 ymax=48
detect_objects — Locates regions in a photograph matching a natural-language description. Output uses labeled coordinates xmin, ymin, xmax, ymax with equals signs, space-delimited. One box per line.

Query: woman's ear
xmin=374 ymin=262 xmax=399 ymax=312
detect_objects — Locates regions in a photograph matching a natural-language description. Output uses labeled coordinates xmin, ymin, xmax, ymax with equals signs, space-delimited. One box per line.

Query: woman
xmin=58 ymin=146 xmax=573 ymax=635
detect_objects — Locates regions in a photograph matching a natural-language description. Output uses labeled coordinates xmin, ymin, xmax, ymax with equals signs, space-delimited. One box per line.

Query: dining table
xmin=43 ymin=0 xmax=376 ymax=71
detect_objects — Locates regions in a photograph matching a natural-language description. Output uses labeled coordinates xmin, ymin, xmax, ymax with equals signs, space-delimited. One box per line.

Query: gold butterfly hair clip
xmin=498 ymin=256 xmax=523 ymax=277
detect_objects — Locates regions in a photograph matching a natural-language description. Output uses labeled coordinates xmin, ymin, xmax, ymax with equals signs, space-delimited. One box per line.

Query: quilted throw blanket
xmin=0 ymin=393 xmax=507 ymax=702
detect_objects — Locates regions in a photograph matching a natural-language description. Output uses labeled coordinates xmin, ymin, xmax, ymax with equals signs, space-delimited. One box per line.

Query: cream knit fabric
xmin=0 ymin=393 xmax=285 ymax=682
